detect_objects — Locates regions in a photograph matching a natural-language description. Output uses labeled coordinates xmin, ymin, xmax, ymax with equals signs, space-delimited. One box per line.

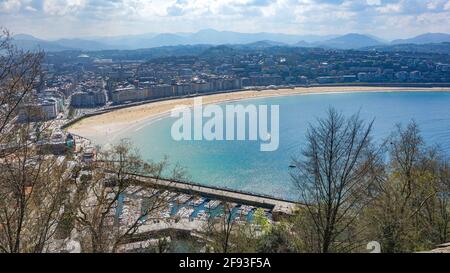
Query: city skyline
xmin=1 ymin=0 xmax=450 ymax=40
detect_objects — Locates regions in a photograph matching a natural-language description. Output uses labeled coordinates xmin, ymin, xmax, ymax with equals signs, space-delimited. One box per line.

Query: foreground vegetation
xmin=200 ymin=110 xmax=449 ymax=253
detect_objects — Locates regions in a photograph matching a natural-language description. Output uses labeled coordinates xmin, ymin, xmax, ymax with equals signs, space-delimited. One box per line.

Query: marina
xmin=115 ymin=182 xmax=282 ymax=231
xmin=133 ymin=175 xmax=299 ymax=219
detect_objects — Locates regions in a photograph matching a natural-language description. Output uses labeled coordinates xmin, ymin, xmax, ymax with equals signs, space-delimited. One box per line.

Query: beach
xmin=67 ymin=86 xmax=450 ymax=143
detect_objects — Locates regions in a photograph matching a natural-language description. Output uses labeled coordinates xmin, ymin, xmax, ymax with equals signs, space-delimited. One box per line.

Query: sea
xmin=104 ymin=91 xmax=450 ymax=201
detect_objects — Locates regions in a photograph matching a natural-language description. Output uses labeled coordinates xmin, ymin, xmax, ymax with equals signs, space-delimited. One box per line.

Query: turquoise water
xmin=120 ymin=91 xmax=450 ymax=201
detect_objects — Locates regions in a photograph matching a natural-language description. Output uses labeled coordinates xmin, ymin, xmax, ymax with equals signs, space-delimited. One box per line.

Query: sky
xmin=1 ymin=0 xmax=450 ymax=40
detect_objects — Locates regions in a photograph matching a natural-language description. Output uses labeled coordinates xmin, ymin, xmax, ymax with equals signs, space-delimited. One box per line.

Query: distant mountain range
xmin=391 ymin=33 xmax=450 ymax=45
xmin=307 ymin=33 xmax=384 ymax=49
xmin=11 ymin=29 xmax=450 ymax=52
xmin=12 ymin=29 xmax=335 ymax=51
xmin=363 ymin=42 xmax=450 ymax=54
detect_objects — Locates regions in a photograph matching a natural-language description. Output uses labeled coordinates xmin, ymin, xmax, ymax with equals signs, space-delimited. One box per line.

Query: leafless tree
xmin=0 ymin=116 xmax=70 ymax=253
xmin=0 ymin=152 xmax=70 ymax=253
xmin=291 ymin=108 xmax=381 ymax=253
xmin=0 ymin=28 xmax=43 ymax=139
xmin=0 ymin=27 xmax=70 ymax=253
xmin=73 ymin=139 xmax=182 ymax=253
xmin=203 ymin=202 xmax=239 ymax=253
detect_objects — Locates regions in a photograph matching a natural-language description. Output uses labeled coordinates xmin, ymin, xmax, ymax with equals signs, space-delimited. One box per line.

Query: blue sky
xmin=1 ymin=0 xmax=450 ymax=39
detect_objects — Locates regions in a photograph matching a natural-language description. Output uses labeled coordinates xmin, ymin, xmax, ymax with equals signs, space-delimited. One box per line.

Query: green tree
xmin=366 ymin=122 xmax=450 ymax=252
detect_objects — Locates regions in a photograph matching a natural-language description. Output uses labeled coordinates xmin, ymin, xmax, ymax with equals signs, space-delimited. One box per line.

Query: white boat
xmin=174 ymin=193 xmax=192 ymax=204
xmin=189 ymin=196 xmax=206 ymax=206
xmin=240 ymin=205 xmax=255 ymax=215
xmin=141 ymin=189 xmax=160 ymax=197
xmin=163 ymin=191 xmax=177 ymax=201
xmin=205 ymin=200 xmax=221 ymax=210
xmin=196 ymin=210 xmax=209 ymax=221
xmin=158 ymin=210 xmax=171 ymax=219
xmin=175 ymin=206 xmax=195 ymax=218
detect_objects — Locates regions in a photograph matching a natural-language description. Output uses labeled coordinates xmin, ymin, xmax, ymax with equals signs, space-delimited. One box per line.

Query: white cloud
xmin=0 ymin=0 xmax=23 ymax=12
xmin=444 ymin=0 xmax=450 ymax=10
xmin=42 ymin=0 xmax=87 ymax=16
xmin=0 ymin=0 xmax=449 ymax=39
xmin=366 ymin=0 xmax=381 ymax=6
xmin=376 ymin=3 xmax=401 ymax=13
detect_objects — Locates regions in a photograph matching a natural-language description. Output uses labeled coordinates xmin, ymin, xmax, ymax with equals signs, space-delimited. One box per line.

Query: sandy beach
xmin=68 ymin=86 xmax=450 ymax=144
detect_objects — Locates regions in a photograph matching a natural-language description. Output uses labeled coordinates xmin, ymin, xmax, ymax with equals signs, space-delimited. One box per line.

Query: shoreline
xmin=67 ymin=86 xmax=450 ymax=144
